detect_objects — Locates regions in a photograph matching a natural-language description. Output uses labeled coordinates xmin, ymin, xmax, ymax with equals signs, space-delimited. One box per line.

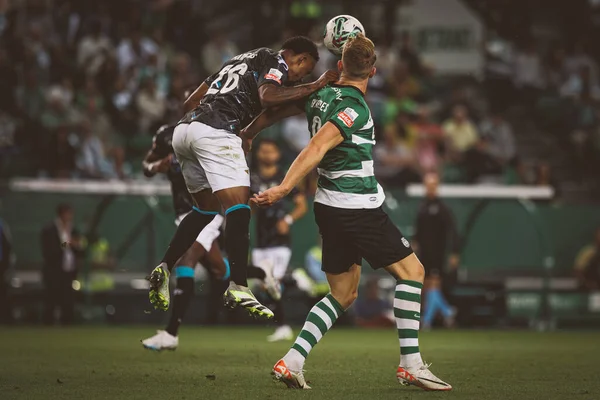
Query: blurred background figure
xmin=0 ymin=217 xmax=14 ymax=324
xmin=413 ymin=173 xmax=460 ymax=329
xmin=574 ymin=226 xmax=600 ymax=290
xmin=40 ymin=204 xmax=83 ymax=325
xmin=354 ymin=277 xmax=394 ymax=328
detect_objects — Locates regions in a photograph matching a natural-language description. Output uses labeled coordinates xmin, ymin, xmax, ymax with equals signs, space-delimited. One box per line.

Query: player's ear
xmin=369 ymin=66 xmax=376 ymax=78
xmin=337 ymin=60 xmax=343 ymax=73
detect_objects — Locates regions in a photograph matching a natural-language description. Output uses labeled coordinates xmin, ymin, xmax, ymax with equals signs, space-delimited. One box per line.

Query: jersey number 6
xmin=207 ymin=63 xmax=249 ymax=95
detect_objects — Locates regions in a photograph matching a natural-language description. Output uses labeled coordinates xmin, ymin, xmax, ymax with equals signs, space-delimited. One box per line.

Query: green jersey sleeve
xmin=327 ymin=98 xmax=369 ymax=140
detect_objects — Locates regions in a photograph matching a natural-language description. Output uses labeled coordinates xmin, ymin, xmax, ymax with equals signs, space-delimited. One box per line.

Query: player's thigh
xmin=172 ymin=123 xmax=211 ymax=194
xmin=314 ymin=203 xmax=361 ymax=275
xmin=326 ymin=264 xmax=361 ymax=310
xmin=190 ymin=189 xmax=221 ymax=212
xmin=353 ymin=207 xmax=415 ymax=273
xmin=189 ymin=122 xmax=250 ymax=195
xmin=178 ymin=241 xmax=206 ymax=270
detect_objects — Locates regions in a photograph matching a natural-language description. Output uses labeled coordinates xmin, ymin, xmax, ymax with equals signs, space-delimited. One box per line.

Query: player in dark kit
xmin=141 ymin=124 xmax=228 ymax=350
xmin=250 ymin=139 xmax=307 ymax=341
xmin=148 ymin=36 xmax=338 ymax=319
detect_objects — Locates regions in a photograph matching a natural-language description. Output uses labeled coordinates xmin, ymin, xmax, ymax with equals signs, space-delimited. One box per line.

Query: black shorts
xmin=314 ymin=202 xmax=413 ymax=274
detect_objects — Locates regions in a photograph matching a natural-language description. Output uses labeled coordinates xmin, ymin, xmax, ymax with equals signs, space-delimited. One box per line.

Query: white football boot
xmin=272 ymin=359 xmax=311 ymax=389
xmin=397 ymin=363 xmax=452 ymax=391
xmin=141 ymin=330 xmax=178 ymax=351
xmin=267 ymin=325 xmax=294 ymax=342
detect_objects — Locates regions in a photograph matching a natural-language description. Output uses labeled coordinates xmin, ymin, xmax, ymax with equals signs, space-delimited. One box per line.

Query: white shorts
xmin=252 ymin=247 xmax=292 ymax=281
xmin=175 ymin=213 xmax=224 ymax=252
xmin=172 ymin=121 xmax=250 ymax=193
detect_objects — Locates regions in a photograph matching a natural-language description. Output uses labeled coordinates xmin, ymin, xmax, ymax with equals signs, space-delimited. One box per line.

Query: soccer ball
xmin=323 ymin=15 xmax=366 ymax=56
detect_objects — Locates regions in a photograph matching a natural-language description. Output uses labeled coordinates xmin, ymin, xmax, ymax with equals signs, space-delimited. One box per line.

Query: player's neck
xmin=259 ymin=164 xmax=278 ymax=177
xmin=337 ymin=75 xmax=368 ymax=95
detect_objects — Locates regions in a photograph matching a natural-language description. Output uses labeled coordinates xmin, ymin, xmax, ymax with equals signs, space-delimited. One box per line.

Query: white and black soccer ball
xmin=323 ymin=15 xmax=366 ymax=56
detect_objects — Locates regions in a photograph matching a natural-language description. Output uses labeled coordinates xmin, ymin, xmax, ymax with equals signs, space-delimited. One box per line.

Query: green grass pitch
xmin=0 ymin=327 xmax=598 ymax=400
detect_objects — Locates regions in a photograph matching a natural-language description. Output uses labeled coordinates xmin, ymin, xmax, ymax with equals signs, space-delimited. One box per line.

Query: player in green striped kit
xmin=245 ymin=34 xmax=451 ymax=391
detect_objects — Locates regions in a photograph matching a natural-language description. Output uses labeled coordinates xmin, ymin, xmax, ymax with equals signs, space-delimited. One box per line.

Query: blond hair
xmin=341 ymin=34 xmax=377 ymax=79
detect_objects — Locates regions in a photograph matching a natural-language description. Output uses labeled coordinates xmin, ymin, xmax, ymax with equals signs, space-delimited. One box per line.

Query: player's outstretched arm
xmin=258 ymin=69 xmax=338 ymax=109
xmin=183 ymin=81 xmax=209 ymax=113
xmin=252 ymin=122 xmax=343 ymax=206
xmin=241 ymin=103 xmax=304 ymax=141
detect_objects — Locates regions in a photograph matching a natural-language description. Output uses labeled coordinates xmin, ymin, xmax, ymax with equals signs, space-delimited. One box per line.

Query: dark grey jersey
xmin=180 ymin=48 xmax=289 ymax=134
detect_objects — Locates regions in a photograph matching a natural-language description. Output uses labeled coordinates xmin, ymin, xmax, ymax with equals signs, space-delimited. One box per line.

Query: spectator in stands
xmin=478 ymin=110 xmax=517 ymax=169
xmin=40 ymin=87 xmax=78 ymax=132
xmin=513 ymin=40 xmax=544 ymax=106
xmin=443 ymin=104 xmax=478 ymax=157
xmin=399 ymin=31 xmax=424 ymax=77
xmin=354 ymin=277 xmax=394 ymax=328
xmin=76 ymin=77 xmax=105 ymax=113
xmin=77 ymin=119 xmax=120 ymax=180
xmin=413 ymin=108 xmax=445 ymax=173
xmin=77 ymin=19 xmax=113 ymax=78
xmin=573 ymin=227 xmax=600 ymax=290
xmin=202 ymin=28 xmax=239 ymax=75
xmin=533 ymin=162 xmax=560 ymax=203
xmin=15 ymin=69 xmax=46 ymax=122
xmin=116 ymin=28 xmax=159 ymax=72
xmin=0 ymin=217 xmax=14 ymax=324
xmin=47 ymin=125 xmax=76 ymax=178
xmin=374 ymin=122 xmax=420 ymax=187
xmin=136 ymin=77 xmax=166 ymax=135
xmin=564 ymin=41 xmax=599 ymax=88
xmin=0 ymin=110 xmax=17 ymax=177
xmin=561 ymin=65 xmax=600 ymax=100
xmin=40 ymin=203 xmax=83 ymax=325
xmin=413 ymin=173 xmax=459 ymax=329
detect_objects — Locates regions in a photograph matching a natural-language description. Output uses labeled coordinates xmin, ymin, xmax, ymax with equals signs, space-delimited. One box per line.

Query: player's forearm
xmin=183 ymin=82 xmax=209 ymax=113
xmin=259 ymin=81 xmax=321 ymax=109
xmin=280 ymin=142 xmax=327 ymax=194
xmin=242 ymin=104 xmax=303 ymax=140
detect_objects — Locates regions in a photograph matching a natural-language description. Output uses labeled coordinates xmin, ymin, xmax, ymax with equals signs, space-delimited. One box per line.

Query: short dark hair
xmin=257 ymin=138 xmax=279 ymax=150
xmin=281 ymin=36 xmax=319 ymax=62
xmin=56 ymin=203 xmax=72 ymax=216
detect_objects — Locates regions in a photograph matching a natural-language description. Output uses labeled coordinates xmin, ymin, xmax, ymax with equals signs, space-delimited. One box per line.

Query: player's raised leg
xmin=215 ymin=187 xmax=273 ymax=319
xmin=385 ymin=254 xmax=452 ymax=391
xmin=273 ymin=264 xmax=357 ymax=389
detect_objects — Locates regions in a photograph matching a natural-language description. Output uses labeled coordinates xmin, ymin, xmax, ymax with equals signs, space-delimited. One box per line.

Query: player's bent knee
xmin=386 ymin=253 xmax=425 ymax=283
xmin=330 ymin=288 xmax=358 ymax=309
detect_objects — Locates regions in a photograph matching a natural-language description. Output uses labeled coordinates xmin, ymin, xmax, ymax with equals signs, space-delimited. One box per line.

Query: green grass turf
xmin=0 ymin=327 xmax=598 ymax=400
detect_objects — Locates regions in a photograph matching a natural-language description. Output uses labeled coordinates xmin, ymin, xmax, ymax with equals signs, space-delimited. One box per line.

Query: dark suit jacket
xmin=40 ymin=222 xmax=81 ymax=285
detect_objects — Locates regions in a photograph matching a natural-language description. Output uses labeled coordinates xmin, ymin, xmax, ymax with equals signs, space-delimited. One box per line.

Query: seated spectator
xmin=77 ymin=20 xmax=113 ymax=78
xmin=136 ymin=78 xmax=166 ymax=135
xmin=478 ymin=111 xmax=517 ymax=169
xmin=533 ymin=162 xmax=560 ymax=203
xmin=170 ymin=52 xmax=199 ymax=91
xmin=374 ymin=123 xmax=420 ymax=187
xmin=354 ymin=278 xmax=394 ymax=328
xmin=561 ymin=65 xmax=600 ymax=100
xmin=399 ymin=31 xmax=424 ymax=77
xmin=47 ymin=125 xmax=76 ymax=178
xmin=40 ymin=87 xmax=79 ymax=132
xmin=75 ymin=77 xmax=105 ymax=113
xmin=573 ymin=227 xmax=600 ymax=290
xmin=109 ymin=75 xmax=137 ymax=135
xmin=413 ymin=108 xmax=445 ymax=172
xmin=76 ymin=119 xmax=119 ymax=180
xmin=442 ymin=104 xmax=478 ymax=157
xmin=15 ymin=70 xmax=46 ymax=122
xmin=513 ymin=40 xmax=545 ymax=102
xmin=0 ymin=110 xmax=17 ymax=177
xmin=116 ymin=29 xmax=159 ymax=73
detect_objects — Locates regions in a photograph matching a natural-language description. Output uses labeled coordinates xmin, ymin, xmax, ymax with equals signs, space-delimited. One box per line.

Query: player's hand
xmin=251 ymin=185 xmax=289 ymax=207
xmin=153 ymin=155 xmax=172 ymax=173
xmin=276 ymin=219 xmax=290 ymax=235
xmin=316 ymin=69 xmax=340 ymax=88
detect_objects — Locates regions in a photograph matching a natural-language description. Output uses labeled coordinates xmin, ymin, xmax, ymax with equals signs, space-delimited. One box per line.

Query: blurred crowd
xmin=1 ymin=0 xmax=598 ymax=194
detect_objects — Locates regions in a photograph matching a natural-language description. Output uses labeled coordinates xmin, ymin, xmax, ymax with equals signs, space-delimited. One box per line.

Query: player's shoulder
xmin=154 ymin=124 xmax=174 ymax=144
